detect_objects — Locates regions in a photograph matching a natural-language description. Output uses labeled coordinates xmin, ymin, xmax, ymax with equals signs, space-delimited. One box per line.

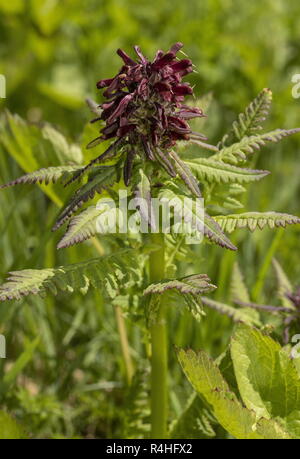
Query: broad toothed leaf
xmin=215 ymin=212 xmax=300 ymax=234
xmin=0 ymin=165 xmax=82 ymax=189
xmin=52 ymin=166 xmax=117 ymax=230
xmin=231 ymin=324 xmax=300 ymax=437
xmin=214 ymin=129 xmax=300 ymax=165
xmin=177 ymin=347 xmax=291 ymax=439
xmin=219 ymin=88 xmax=273 ymax=147
xmin=184 ymin=158 xmax=269 ymax=185
xmin=0 ymin=250 xmax=140 ymax=301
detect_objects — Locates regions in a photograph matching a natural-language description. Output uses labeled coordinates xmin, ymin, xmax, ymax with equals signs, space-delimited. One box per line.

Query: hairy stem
xmin=115 ymin=305 xmax=134 ymax=385
xmin=149 ymin=233 xmax=168 ymax=438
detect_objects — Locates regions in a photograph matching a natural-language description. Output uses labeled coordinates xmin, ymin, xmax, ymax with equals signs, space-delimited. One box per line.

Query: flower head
xmin=88 ymin=43 xmax=205 ymax=185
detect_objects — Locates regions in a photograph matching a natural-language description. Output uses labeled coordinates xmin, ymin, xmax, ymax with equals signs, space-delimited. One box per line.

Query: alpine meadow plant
xmin=1 ymin=43 xmax=300 ymax=439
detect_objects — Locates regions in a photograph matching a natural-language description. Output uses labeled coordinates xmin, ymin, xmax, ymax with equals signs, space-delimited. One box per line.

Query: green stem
xmin=149 ymin=233 xmax=168 ymax=439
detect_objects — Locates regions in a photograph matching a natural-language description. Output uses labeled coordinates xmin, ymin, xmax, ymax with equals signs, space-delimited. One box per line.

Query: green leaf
xmin=200 ymin=297 xmax=261 ymax=326
xmin=231 ymin=324 xmax=300 ymax=437
xmin=57 ymin=205 xmax=105 ymax=249
xmin=215 ymin=212 xmax=300 ymax=233
xmin=169 ymin=150 xmax=201 ymax=197
xmin=53 ymin=166 xmax=117 ymax=230
xmin=219 ymin=88 xmax=273 ymax=147
xmin=229 ymin=265 xmax=261 ymax=334
xmin=0 ymin=411 xmax=28 ymax=439
xmin=170 ymin=393 xmax=217 ymax=439
xmin=0 ymin=250 xmax=141 ymax=302
xmin=0 ymin=110 xmax=85 ymax=207
xmin=177 ymin=348 xmax=291 ymax=439
xmin=123 ymin=369 xmax=150 ymax=439
xmin=230 ymin=263 xmax=250 ymax=303
xmin=144 ymin=274 xmax=216 ymax=322
xmin=272 ymin=259 xmax=295 ymax=310
xmin=159 ymin=183 xmax=237 ymax=250
xmin=184 ymin=157 xmax=269 ymax=185
xmin=0 ymin=165 xmax=82 ymax=189
xmin=214 ymin=129 xmax=300 ymax=165
xmin=143 ymin=274 xmax=216 ymax=296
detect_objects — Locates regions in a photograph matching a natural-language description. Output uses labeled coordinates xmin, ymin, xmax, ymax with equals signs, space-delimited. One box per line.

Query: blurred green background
xmin=0 ymin=0 xmax=299 ymax=438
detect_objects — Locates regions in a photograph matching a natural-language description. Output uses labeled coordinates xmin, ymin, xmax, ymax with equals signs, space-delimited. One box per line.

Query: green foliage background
xmin=0 ymin=0 xmax=299 ymax=438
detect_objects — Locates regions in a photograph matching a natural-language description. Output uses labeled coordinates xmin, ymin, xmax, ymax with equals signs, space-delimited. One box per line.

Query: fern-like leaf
xmin=184 ymin=157 xmax=269 ymax=184
xmin=0 ymin=165 xmax=82 ymax=188
xmin=214 ymin=129 xmax=300 ymax=165
xmin=200 ymin=297 xmax=261 ymax=326
xmin=159 ymin=183 xmax=237 ymax=250
xmin=215 ymin=212 xmax=300 ymax=233
xmin=144 ymin=274 xmax=216 ymax=322
xmin=143 ymin=274 xmax=216 ymax=296
xmin=57 ymin=206 xmax=104 ymax=249
xmin=169 ymin=150 xmax=202 ymax=197
xmin=0 ymin=250 xmax=140 ymax=301
xmin=219 ymin=88 xmax=273 ymax=147
xmin=52 ymin=166 xmax=117 ymax=230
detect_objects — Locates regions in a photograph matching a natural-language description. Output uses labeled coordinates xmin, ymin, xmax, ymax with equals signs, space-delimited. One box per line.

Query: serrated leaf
xmin=169 ymin=150 xmax=201 ymax=197
xmin=214 ymin=129 xmax=300 ymax=165
xmin=0 ymin=165 xmax=82 ymax=189
xmin=0 ymin=250 xmax=140 ymax=301
xmin=144 ymin=274 xmax=216 ymax=323
xmin=53 ymin=166 xmax=117 ymax=230
xmin=200 ymin=297 xmax=261 ymax=326
xmin=57 ymin=206 xmax=104 ymax=249
xmin=184 ymin=157 xmax=269 ymax=185
xmin=219 ymin=88 xmax=273 ymax=147
xmin=177 ymin=348 xmax=291 ymax=439
xmin=223 ymin=197 xmax=244 ymax=210
xmin=143 ymin=274 xmax=216 ymax=296
xmin=159 ymin=183 xmax=237 ymax=250
xmin=231 ymin=324 xmax=300 ymax=437
xmin=215 ymin=212 xmax=300 ymax=234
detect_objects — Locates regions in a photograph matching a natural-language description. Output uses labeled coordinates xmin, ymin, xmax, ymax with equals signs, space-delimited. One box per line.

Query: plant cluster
xmin=0 ymin=43 xmax=300 ymax=439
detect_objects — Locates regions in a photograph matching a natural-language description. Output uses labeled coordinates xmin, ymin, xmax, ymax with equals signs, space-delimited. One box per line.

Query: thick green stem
xmin=149 ymin=233 xmax=168 ymax=439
